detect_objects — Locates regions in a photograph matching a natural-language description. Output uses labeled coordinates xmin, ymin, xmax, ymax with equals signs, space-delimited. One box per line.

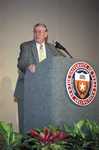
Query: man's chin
xmin=35 ymin=39 xmax=40 ymax=43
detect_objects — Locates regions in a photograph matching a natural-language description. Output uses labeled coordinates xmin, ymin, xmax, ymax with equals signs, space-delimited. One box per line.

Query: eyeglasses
xmin=34 ymin=30 xmax=45 ymax=35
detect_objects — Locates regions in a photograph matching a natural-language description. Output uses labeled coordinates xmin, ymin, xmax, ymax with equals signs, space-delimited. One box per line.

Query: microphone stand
xmin=55 ymin=43 xmax=73 ymax=59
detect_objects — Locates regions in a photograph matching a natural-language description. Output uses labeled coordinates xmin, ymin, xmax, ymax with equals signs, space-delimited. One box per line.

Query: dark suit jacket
xmin=14 ymin=40 xmax=59 ymax=99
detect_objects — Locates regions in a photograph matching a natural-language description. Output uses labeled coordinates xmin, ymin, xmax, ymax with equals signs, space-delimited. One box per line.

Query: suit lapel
xmin=31 ymin=40 xmax=39 ymax=64
xmin=31 ymin=41 xmax=52 ymax=64
xmin=45 ymin=43 xmax=52 ymax=57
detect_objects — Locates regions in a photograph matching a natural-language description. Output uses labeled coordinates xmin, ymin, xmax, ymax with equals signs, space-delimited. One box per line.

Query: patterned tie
xmin=40 ymin=45 xmax=45 ymax=62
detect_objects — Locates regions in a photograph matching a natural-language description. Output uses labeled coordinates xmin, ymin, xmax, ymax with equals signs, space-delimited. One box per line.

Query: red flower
xmin=31 ymin=128 xmax=70 ymax=146
xmin=31 ymin=130 xmax=46 ymax=144
xmin=59 ymin=131 xmax=70 ymax=140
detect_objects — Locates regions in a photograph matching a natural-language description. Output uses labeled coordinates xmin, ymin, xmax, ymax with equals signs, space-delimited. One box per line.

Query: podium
xmin=24 ymin=57 xmax=99 ymax=135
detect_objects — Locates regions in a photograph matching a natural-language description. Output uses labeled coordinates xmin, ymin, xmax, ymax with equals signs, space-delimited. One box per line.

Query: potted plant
xmin=62 ymin=119 xmax=99 ymax=149
xmin=26 ymin=125 xmax=75 ymax=150
xmin=0 ymin=121 xmax=31 ymax=150
xmin=1 ymin=119 xmax=99 ymax=150
xmin=26 ymin=119 xmax=99 ymax=150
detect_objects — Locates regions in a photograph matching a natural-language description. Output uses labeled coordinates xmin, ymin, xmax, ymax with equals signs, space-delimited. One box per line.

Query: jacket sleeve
xmin=17 ymin=43 xmax=30 ymax=74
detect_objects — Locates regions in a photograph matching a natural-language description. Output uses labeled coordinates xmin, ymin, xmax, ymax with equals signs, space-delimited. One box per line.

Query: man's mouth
xmin=36 ymin=36 xmax=40 ymax=39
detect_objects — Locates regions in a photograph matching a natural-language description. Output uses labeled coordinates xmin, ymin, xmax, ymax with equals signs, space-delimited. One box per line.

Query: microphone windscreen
xmin=53 ymin=39 xmax=56 ymax=44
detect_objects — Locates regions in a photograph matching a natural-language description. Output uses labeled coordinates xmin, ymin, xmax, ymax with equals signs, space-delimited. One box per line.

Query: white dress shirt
xmin=36 ymin=42 xmax=46 ymax=62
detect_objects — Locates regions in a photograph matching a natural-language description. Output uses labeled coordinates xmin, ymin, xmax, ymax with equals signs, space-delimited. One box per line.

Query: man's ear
xmin=45 ymin=32 xmax=48 ymax=38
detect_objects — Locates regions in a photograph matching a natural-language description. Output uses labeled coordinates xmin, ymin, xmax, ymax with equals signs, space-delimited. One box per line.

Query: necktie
xmin=40 ymin=45 xmax=45 ymax=62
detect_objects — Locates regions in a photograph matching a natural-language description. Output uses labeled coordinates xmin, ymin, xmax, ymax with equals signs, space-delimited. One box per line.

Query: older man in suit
xmin=14 ymin=23 xmax=59 ymax=135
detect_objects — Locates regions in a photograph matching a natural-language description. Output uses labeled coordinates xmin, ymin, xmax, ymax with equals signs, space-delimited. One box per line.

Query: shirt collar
xmin=36 ymin=42 xmax=45 ymax=47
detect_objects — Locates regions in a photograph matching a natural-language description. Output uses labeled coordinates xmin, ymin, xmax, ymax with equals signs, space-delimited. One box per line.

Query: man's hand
xmin=27 ymin=64 xmax=35 ymax=73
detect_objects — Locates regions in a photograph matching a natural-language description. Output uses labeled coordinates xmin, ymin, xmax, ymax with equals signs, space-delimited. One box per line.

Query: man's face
xmin=34 ymin=25 xmax=48 ymax=44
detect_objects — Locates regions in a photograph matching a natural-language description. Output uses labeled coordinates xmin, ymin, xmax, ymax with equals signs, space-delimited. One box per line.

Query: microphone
xmin=53 ymin=39 xmax=65 ymax=50
xmin=53 ymin=39 xmax=73 ymax=59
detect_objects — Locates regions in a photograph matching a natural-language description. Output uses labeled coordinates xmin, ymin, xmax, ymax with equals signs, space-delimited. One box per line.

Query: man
xmin=14 ymin=23 xmax=59 ymax=135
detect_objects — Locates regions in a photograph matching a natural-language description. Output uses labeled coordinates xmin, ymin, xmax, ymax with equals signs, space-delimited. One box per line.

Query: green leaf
xmin=36 ymin=143 xmax=42 ymax=150
xmin=36 ymin=127 xmax=43 ymax=133
xmin=92 ymin=124 xmax=99 ymax=134
xmin=10 ymin=134 xmax=23 ymax=146
xmin=49 ymin=143 xmax=61 ymax=150
xmin=7 ymin=123 xmax=15 ymax=144
xmin=72 ymin=123 xmax=85 ymax=138
xmin=62 ymin=121 xmax=72 ymax=132
xmin=0 ymin=140 xmax=6 ymax=147
xmin=76 ymin=119 xmax=87 ymax=130
xmin=41 ymin=145 xmax=49 ymax=150
xmin=14 ymin=132 xmax=23 ymax=139
xmin=15 ymin=141 xmax=32 ymax=150
xmin=72 ymin=123 xmax=79 ymax=134
xmin=13 ymin=147 xmax=20 ymax=150
xmin=86 ymin=120 xmax=93 ymax=132
xmin=0 ymin=121 xmax=10 ymax=146
xmin=53 ymin=125 xmax=60 ymax=131
xmin=51 ymin=126 xmax=60 ymax=135
xmin=4 ymin=145 xmax=13 ymax=150
xmin=48 ymin=125 xmax=53 ymax=129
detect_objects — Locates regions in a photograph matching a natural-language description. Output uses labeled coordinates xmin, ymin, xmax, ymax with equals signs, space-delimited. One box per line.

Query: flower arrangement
xmin=0 ymin=119 xmax=99 ymax=150
xmin=26 ymin=125 xmax=75 ymax=150
xmin=26 ymin=119 xmax=99 ymax=150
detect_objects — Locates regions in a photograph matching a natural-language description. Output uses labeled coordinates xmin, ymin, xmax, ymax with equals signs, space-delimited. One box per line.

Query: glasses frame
xmin=33 ymin=30 xmax=46 ymax=35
